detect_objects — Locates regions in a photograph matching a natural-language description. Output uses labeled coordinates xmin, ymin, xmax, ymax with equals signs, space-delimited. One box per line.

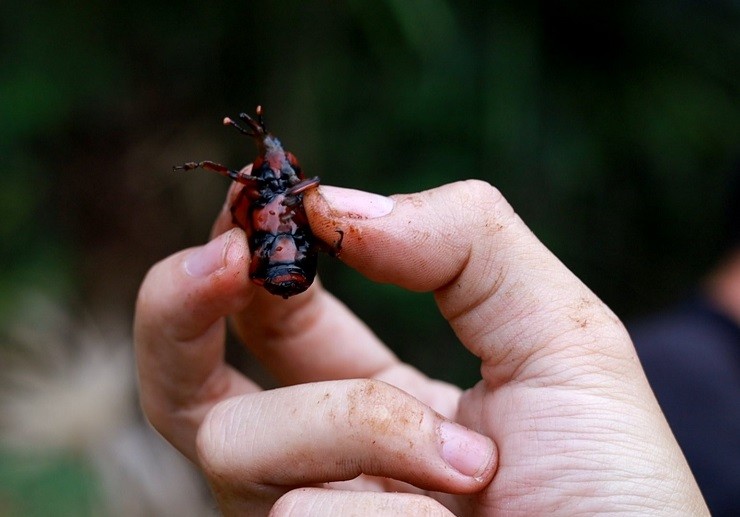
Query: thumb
xmin=305 ymin=181 xmax=637 ymax=386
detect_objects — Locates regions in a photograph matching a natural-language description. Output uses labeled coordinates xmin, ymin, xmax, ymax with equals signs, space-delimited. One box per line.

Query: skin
xmin=135 ymin=177 xmax=708 ymax=516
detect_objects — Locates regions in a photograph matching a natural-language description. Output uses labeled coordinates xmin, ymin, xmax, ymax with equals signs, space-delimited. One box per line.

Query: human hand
xmin=135 ymin=178 xmax=708 ymax=515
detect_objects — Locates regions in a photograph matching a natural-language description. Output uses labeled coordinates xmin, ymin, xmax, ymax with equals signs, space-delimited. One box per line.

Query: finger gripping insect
xmin=174 ymin=106 xmax=337 ymax=298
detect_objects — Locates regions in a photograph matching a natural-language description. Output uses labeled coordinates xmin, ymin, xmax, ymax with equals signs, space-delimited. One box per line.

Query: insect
xmin=174 ymin=106 xmax=339 ymax=298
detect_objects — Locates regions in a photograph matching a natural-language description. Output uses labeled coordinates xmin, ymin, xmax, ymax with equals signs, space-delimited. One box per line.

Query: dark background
xmin=1 ymin=0 xmax=738 ymax=408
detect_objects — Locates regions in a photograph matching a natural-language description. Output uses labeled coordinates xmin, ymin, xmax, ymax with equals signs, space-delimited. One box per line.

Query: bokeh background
xmin=1 ymin=1 xmax=738 ymax=515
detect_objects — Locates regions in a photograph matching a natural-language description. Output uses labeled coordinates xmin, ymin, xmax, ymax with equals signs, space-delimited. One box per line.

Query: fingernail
xmin=438 ymin=421 xmax=494 ymax=479
xmin=320 ymin=186 xmax=394 ymax=219
xmin=185 ymin=229 xmax=235 ymax=277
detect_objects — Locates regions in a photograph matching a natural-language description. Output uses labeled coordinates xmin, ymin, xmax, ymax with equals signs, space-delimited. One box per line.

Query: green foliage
xmin=1 ymin=0 xmax=738 ymax=369
xmin=0 ymin=450 xmax=101 ymax=516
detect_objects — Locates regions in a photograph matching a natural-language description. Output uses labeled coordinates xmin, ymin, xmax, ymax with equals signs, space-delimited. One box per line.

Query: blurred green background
xmin=2 ymin=0 xmax=739 ymax=377
xmin=0 ymin=1 xmax=738 ymax=511
xmin=3 ymin=0 xmax=739 ymax=380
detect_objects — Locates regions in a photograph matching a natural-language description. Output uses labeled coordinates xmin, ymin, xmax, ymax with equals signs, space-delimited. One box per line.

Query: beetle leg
xmin=173 ymin=160 xmax=236 ymax=177
xmin=329 ymin=229 xmax=344 ymax=258
xmin=284 ymin=176 xmax=320 ymax=196
xmin=313 ymin=228 xmax=344 ymax=258
xmin=173 ymin=160 xmax=257 ymax=186
xmin=282 ymin=176 xmax=320 ymax=207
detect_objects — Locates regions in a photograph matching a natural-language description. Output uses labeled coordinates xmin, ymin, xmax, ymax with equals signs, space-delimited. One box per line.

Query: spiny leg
xmin=282 ymin=176 xmax=320 ymax=207
xmin=330 ymin=229 xmax=344 ymax=258
xmin=173 ymin=160 xmax=256 ymax=186
xmin=313 ymin=228 xmax=344 ymax=258
xmin=285 ymin=176 xmax=320 ymax=196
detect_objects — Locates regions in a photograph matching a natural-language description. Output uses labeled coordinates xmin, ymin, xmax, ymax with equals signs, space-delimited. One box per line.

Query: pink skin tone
xmin=135 ymin=180 xmax=708 ymax=516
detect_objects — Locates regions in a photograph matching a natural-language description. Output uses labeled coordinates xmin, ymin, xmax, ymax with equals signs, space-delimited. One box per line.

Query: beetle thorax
xmin=262 ymin=135 xmax=292 ymax=178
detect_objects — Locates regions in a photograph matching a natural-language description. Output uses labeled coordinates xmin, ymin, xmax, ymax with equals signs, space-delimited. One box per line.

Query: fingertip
xmin=183 ymin=227 xmax=253 ymax=319
xmin=184 ymin=228 xmax=236 ymax=277
xmin=310 ymin=185 xmax=395 ymax=220
xmin=438 ymin=421 xmax=497 ymax=482
xmin=306 ymin=182 xmax=493 ymax=291
xmin=182 ymin=227 xmax=251 ymax=287
xmin=303 ymin=185 xmax=395 ymax=264
xmin=136 ymin=227 xmax=253 ymax=345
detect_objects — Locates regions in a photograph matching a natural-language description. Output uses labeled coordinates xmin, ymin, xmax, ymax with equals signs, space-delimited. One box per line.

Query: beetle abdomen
xmin=249 ymin=231 xmax=318 ymax=298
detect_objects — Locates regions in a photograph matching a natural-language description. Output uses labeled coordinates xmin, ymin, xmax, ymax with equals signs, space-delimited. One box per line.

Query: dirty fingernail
xmin=439 ymin=421 xmax=495 ymax=479
xmin=185 ymin=229 xmax=235 ymax=278
xmin=320 ymin=186 xmax=394 ymax=219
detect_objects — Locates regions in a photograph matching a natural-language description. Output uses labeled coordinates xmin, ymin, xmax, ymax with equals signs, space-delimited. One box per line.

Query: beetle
xmin=174 ymin=106 xmax=339 ymax=298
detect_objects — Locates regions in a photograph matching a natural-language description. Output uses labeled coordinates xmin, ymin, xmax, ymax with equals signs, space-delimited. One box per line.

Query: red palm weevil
xmin=174 ymin=106 xmax=340 ymax=298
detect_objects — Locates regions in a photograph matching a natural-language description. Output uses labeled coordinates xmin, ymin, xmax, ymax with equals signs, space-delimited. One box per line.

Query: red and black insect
xmin=174 ymin=106 xmax=338 ymax=298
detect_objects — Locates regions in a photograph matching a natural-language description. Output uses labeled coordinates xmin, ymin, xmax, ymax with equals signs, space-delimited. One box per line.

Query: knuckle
xmin=343 ymin=379 xmax=426 ymax=437
xmin=453 ymin=179 xmax=513 ymax=224
xmin=458 ymin=178 xmax=502 ymax=200
xmin=430 ymin=181 xmax=516 ymax=253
